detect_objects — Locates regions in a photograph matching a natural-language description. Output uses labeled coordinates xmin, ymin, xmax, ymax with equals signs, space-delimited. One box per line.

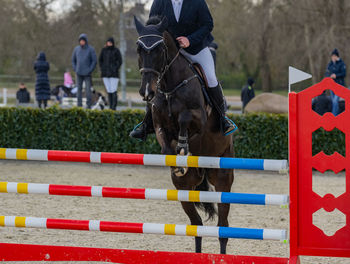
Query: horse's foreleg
xmin=181 ymin=201 xmax=203 ymax=253
xmin=173 ymin=170 xmax=204 ymax=253
xmin=176 ymin=111 xmax=192 ymax=155
xmin=208 ymin=168 xmax=234 ymax=255
xmin=217 ymin=168 xmax=234 ymax=254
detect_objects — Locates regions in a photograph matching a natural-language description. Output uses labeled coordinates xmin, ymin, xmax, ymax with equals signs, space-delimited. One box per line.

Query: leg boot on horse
xmin=208 ymin=84 xmax=238 ymax=136
xmin=129 ymin=105 xmax=154 ymax=141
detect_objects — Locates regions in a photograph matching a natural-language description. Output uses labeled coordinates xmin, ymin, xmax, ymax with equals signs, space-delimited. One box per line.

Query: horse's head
xmin=134 ymin=16 xmax=168 ymax=101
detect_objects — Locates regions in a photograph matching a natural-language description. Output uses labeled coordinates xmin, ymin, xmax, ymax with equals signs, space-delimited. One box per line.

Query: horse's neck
xmin=163 ymin=52 xmax=191 ymax=88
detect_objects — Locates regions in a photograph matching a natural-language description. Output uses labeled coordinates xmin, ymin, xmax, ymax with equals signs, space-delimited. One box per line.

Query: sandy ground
xmin=0 ymin=160 xmax=349 ymax=264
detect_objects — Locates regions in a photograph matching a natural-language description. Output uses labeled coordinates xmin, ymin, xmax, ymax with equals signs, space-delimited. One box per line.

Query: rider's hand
xmin=176 ymin=37 xmax=190 ymax=48
xmin=331 ymin=73 xmax=336 ymax=79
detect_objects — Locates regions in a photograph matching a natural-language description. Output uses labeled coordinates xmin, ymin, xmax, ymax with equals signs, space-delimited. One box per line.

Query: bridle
xmin=137 ymin=34 xmax=181 ymax=92
xmin=138 ymin=35 xmax=169 ymax=78
xmin=137 ymin=34 xmax=198 ymax=116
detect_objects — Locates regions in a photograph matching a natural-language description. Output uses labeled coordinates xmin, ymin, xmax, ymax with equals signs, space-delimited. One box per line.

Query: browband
xmin=137 ymin=34 xmax=164 ymax=51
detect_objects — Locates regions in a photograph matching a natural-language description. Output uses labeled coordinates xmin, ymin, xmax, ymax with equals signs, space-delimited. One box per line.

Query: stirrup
xmin=129 ymin=122 xmax=147 ymax=141
xmin=223 ymin=116 xmax=238 ymax=136
xmin=132 ymin=121 xmax=143 ymax=131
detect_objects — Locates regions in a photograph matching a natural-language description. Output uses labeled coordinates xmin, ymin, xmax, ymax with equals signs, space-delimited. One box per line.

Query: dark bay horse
xmin=135 ymin=17 xmax=234 ymax=254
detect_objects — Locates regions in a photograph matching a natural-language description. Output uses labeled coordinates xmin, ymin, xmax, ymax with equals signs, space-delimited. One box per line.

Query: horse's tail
xmin=194 ymin=171 xmax=217 ymax=221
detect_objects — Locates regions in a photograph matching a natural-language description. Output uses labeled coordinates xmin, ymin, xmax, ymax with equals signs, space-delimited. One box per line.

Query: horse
xmin=134 ymin=16 xmax=234 ymax=254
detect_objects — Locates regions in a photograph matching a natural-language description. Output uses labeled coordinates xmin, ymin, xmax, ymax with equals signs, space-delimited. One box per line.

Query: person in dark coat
xmin=325 ymin=48 xmax=347 ymax=116
xmin=99 ymin=37 xmax=122 ymax=110
xmin=312 ymin=91 xmax=332 ymax=115
xmin=130 ymin=0 xmax=237 ymax=141
xmin=34 ymin=52 xmax=50 ymax=108
xmin=16 ymin=83 xmax=30 ymax=104
xmin=72 ymin=33 xmax=97 ymax=109
xmin=241 ymin=77 xmax=255 ymax=112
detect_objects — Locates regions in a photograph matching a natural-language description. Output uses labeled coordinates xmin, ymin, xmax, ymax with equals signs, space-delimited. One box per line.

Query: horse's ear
xmin=134 ymin=16 xmax=144 ymax=35
xmin=156 ymin=17 xmax=168 ymax=32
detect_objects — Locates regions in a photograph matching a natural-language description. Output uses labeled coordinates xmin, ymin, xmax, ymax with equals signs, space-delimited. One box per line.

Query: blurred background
xmin=0 ymin=0 xmax=349 ymax=104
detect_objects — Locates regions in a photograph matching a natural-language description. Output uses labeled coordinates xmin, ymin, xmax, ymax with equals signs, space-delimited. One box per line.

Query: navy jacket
xmin=325 ymin=59 xmax=347 ymax=86
xmin=72 ymin=34 xmax=97 ymax=76
xmin=34 ymin=52 xmax=51 ymax=101
xmin=150 ymin=0 xmax=214 ymax=55
xmin=16 ymin=88 xmax=30 ymax=103
xmin=312 ymin=93 xmax=332 ymax=115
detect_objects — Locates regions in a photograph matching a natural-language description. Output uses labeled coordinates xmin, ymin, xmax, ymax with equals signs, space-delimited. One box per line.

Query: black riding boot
xmin=129 ymin=105 xmax=154 ymax=141
xmin=208 ymin=84 xmax=237 ymax=136
xmin=108 ymin=93 xmax=113 ymax=110
xmin=112 ymin=92 xmax=118 ymax=110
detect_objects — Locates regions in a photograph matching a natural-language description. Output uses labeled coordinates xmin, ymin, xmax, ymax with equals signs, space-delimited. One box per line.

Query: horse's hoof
xmin=173 ymin=167 xmax=188 ymax=177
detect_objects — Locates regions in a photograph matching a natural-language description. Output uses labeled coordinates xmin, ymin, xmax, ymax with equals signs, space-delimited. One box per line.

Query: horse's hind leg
xmin=208 ymin=167 xmax=234 ymax=254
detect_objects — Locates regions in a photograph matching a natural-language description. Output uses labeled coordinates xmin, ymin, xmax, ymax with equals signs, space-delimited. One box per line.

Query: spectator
xmin=312 ymin=91 xmax=332 ymax=115
xmin=64 ymin=69 xmax=74 ymax=88
xmin=241 ymin=77 xmax=255 ymax=112
xmin=16 ymin=83 xmax=30 ymax=104
xmin=99 ymin=37 xmax=122 ymax=110
xmin=209 ymin=42 xmax=218 ymax=68
xmin=325 ymin=48 xmax=346 ymax=116
xmin=72 ymin=33 xmax=97 ymax=109
xmin=34 ymin=51 xmax=51 ymax=109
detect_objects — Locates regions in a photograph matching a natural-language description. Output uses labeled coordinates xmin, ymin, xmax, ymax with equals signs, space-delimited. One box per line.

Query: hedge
xmin=0 ymin=107 xmax=344 ymax=160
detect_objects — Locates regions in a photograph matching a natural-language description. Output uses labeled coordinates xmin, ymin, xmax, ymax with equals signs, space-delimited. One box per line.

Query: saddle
xmin=192 ymin=63 xmax=209 ymax=90
xmin=192 ymin=64 xmax=212 ymax=107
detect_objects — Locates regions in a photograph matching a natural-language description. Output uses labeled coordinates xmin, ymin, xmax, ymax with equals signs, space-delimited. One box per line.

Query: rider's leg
xmin=129 ymin=104 xmax=154 ymax=141
xmin=182 ymin=48 xmax=237 ymax=135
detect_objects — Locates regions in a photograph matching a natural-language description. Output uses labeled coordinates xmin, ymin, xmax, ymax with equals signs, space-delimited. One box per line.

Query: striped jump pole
xmin=0 ymin=148 xmax=288 ymax=171
xmin=0 ymin=215 xmax=287 ymax=241
xmin=0 ymin=181 xmax=289 ymax=206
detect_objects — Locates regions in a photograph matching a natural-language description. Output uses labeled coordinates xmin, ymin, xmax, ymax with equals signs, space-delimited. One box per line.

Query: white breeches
xmin=181 ymin=47 xmax=218 ymax=87
xmin=103 ymin=77 xmax=119 ymax=93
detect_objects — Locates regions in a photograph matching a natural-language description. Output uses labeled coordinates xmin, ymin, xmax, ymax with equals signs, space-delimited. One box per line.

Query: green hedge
xmin=0 ymin=107 xmax=344 ymax=159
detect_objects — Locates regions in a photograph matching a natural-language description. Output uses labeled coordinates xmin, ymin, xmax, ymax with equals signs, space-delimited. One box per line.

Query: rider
xmin=130 ymin=0 xmax=237 ymax=140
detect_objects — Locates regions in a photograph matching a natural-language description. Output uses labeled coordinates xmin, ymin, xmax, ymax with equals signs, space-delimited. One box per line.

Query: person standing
xmin=325 ymin=48 xmax=346 ymax=116
xmin=72 ymin=33 xmax=97 ymax=109
xmin=16 ymin=83 xmax=30 ymax=104
xmin=99 ymin=37 xmax=123 ymax=110
xmin=34 ymin=52 xmax=51 ymax=108
xmin=241 ymin=77 xmax=255 ymax=112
